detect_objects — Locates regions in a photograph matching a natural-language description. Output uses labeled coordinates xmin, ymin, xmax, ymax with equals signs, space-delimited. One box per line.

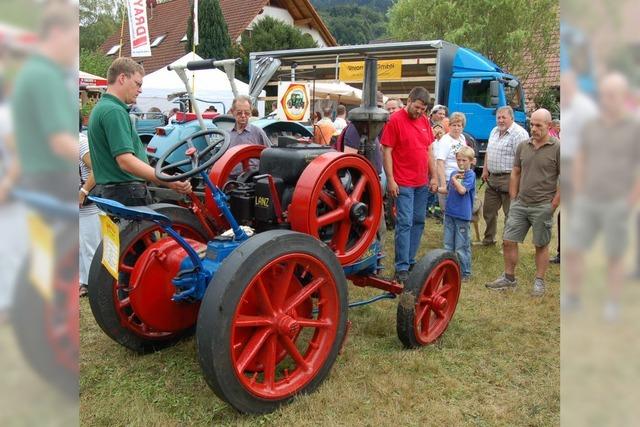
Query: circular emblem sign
xmin=280 ymin=83 xmax=309 ymax=121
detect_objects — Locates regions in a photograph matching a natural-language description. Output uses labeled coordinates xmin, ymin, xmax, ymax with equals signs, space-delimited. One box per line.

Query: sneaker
xmin=79 ymin=284 xmax=88 ymax=298
xmin=394 ymin=270 xmax=409 ymax=284
xmin=461 ymin=276 xmax=471 ymax=283
xmin=550 ymin=254 xmax=560 ymax=264
xmin=485 ymin=273 xmax=517 ymax=290
xmin=603 ymin=300 xmax=620 ymax=322
xmin=561 ymin=294 xmax=581 ymax=313
xmin=531 ymin=278 xmax=545 ymax=297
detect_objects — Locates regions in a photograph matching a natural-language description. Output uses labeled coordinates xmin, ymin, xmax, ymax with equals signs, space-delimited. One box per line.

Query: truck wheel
xmin=397 ymin=249 xmax=461 ymax=348
xmin=87 ymin=205 xmax=208 ymax=353
xmin=197 ymin=230 xmax=348 ymax=414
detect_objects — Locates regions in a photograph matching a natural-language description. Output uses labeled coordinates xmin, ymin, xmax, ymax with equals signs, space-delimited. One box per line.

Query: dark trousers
xmin=482 ymin=173 xmax=511 ymax=244
xmin=93 ymin=182 xmax=153 ymax=207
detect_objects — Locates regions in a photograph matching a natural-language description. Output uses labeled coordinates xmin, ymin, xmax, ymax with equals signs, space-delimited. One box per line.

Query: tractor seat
xmin=89 ymin=196 xmax=172 ymax=226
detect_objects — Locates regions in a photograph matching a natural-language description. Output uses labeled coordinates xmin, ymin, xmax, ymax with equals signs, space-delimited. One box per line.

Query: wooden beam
xmin=294 ymin=18 xmax=313 ymax=26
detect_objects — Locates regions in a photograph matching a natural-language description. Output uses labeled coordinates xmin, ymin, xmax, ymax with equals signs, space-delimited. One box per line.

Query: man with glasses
xmin=88 ymin=57 xmax=191 ymax=206
xmin=229 ymin=95 xmax=271 ymax=148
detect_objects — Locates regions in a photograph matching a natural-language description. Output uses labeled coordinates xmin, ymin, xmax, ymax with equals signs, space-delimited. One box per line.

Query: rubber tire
xmin=87 ymin=204 xmax=208 ymax=354
xmin=196 ymin=230 xmax=348 ymax=414
xmin=11 ymin=224 xmax=78 ymax=397
xmin=396 ymin=249 xmax=460 ymax=349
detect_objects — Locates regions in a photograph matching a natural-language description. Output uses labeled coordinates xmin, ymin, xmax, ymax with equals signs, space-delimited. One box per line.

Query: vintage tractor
xmin=87 ymin=58 xmax=461 ymax=414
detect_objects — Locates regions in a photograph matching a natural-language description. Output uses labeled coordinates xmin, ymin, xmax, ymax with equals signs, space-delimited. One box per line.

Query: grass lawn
xmin=80 ymin=187 xmax=560 ymax=426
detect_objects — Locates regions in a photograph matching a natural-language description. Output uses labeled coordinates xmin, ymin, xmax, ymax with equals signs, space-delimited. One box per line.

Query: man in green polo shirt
xmin=485 ymin=109 xmax=560 ymax=297
xmin=88 ymin=57 xmax=191 ymax=206
xmin=11 ymin=4 xmax=78 ymax=202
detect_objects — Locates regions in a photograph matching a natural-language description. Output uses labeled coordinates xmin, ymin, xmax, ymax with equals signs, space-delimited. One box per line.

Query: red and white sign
xmin=79 ymin=71 xmax=107 ymax=87
xmin=127 ymin=0 xmax=151 ymax=57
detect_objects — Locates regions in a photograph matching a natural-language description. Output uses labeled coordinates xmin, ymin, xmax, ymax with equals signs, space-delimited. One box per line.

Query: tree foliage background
xmin=388 ymin=0 xmax=559 ymax=87
xmin=231 ymin=16 xmax=318 ymax=82
xmin=320 ymin=5 xmax=387 ymax=45
xmin=186 ymin=0 xmax=231 ymax=61
xmin=79 ymin=0 xmax=122 ymax=76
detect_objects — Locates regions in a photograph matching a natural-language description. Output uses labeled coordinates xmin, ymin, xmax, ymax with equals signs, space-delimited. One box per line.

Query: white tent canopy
xmin=136 ymin=53 xmax=265 ymax=115
xmin=310 ymin=81 xmax=363 ymax=105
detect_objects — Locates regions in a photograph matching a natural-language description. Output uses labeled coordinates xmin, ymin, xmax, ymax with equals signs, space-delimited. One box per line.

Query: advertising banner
xmin=127 ymin=0 xmax=151 ymax=57
xmin=277 ymin=82 xmax=310 ymax=121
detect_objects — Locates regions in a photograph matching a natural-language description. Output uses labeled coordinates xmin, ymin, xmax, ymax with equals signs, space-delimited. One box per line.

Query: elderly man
xmin=89 ymin=58 xmax=191 ymax=205
xmin=381 ymin=86 xmax=437 ymax=283
xmin=565 ymin=73 xmax=640 ymax=319
xmin=486 ymin=109 xmax=560 ymax=297
xmin=229 ymin=95 xmax=271 ymax=147
xmin=384 ymin=98 xmax=403 ymax=114
xmin=480 ymin=106 xmax=529 ymax=245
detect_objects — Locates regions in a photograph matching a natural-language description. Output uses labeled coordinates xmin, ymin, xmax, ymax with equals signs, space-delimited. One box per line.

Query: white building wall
xmin=242 ymin=5 xmax=327 ymax=47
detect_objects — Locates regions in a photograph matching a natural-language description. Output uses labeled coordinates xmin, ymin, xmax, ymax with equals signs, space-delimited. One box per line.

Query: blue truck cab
xmin=250 ymin=40 xmax=528 ymax=169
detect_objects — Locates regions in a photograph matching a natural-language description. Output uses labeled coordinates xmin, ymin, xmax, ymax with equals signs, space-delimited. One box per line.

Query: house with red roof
xmin=100 ymin=0 xmax=337 ymax=74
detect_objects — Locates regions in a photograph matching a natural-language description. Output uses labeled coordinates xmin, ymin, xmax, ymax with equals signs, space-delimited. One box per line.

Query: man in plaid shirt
xmin=480 ymin=106 xmax=529 ymax=245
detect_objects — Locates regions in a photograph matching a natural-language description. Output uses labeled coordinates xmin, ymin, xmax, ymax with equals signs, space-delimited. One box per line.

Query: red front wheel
xmin=396 ymin=249 xmax=461 ymax=348
xmin=197 ymin=230 xmax=348 ymax=414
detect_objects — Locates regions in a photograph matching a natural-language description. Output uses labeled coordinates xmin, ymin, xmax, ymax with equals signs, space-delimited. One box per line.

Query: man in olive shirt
xmin=89 ymin=58 xmax=191 ymax=205
xmin=486 ymin=109 xmax=560 ymax=296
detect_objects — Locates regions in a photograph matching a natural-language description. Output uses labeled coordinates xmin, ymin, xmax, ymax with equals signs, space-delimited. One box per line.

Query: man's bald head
xmin=531 ymin=108 xmax=552 ymax=124
xmin=599 ymin=72 xmax=629 ymax=118
xmin=530 ymin=109 xmax=552 ymax=143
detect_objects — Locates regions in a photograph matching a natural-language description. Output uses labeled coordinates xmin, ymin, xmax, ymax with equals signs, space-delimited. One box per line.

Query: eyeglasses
xmin=235 ymin=111 xmax=251 ymax=116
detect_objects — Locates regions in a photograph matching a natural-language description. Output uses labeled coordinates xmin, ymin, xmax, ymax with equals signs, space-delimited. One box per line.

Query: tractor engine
xmin=227 ymin=136 xmax=332 ymax=230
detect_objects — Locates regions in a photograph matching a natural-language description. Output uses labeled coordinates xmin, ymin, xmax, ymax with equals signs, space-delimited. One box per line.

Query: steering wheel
xmin=155 ymin=129 xmax=230 ymax=182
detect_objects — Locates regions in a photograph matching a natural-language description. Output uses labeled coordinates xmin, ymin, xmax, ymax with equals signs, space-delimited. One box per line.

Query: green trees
xmin=231 ymin=16 xmax=318 ymax=81
xmin=320 ymin=5 xmax=387 ymax=45
xmin=387 ymin=0 xmax=558 ymax=82
xmin=186 ymin=0 xmax=231 ymax=60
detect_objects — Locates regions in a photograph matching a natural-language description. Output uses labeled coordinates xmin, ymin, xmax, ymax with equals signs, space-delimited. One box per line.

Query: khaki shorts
xmin=566 ymin=196 xmax=629 ymax=259
xmin=503 ymin=199 xmax=554 ymax=247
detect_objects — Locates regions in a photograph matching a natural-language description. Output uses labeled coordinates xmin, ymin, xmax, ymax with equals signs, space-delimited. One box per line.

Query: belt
xmin=490 ymin=172 xmax=511 ymax=176
xmin=98 ymin=181 xmax=146 ymax=188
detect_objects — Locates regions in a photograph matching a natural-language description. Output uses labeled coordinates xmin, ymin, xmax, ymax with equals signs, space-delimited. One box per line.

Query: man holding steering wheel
xmin=88 ymin=58 xmax=192 ymax=206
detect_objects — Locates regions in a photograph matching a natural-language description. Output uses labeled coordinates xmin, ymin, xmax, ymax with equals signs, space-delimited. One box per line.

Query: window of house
xmin=150 ymin=35 xmax=166 ymax=48
xmin=106 ymin=44 xmax=120 ymax=55
xmin=462 ymin=79 xmax=491 ymax=107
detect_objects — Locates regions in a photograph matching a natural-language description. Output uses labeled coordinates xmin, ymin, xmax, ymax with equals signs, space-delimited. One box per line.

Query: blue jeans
xmin=443 ymin=215 xmax=472 ymax=277
xmin=394 ymin=185 xmax=428 ymax=272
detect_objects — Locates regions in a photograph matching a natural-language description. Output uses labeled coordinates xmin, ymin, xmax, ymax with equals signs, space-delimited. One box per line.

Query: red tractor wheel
xmin=396 ymin=250 xmax=461 ymax=348
xmin=87 ymin=205 xmax=208 ymax=353
xmin=197 ymin=230 xmax=348 ymax=414
xmin=205 ymin=144 xmax=265 ymax=227
xmin=289 ymin=152 xmax=382 ymax=265
xmin=11 ymin=225 xmax=78 ymax=397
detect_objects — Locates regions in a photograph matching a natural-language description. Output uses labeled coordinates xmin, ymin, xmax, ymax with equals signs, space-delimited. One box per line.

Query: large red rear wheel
xmin=289 ymin=152 xmax=382 ymax=265
xmin=87 ymin=205 xmax=208 ymax=353
xmin=397 ymin=249 xmax=461 ymax=348
xmin=197 ymin=230 xmax=348 ymax=414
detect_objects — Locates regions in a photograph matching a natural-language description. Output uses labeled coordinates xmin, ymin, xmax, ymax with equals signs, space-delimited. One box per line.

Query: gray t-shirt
xmin=514 ymin=137 xmax=560 ymax=205
xmin=579 ymin=117 xmax=640 ymax=201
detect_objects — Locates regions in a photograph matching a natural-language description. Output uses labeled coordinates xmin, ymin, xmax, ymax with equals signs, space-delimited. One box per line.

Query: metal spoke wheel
xmin=289 ymin=152 xmax=382 ymax=265
xmin=397 ymin=250 xmax=461 ymax=348
xmin=87 ymin=205 xmax=209 ymax=353
xmin=11 ymin=224 xmax=78 ymax=397
xmin=197 ymin=230 xmax=348 ymax=414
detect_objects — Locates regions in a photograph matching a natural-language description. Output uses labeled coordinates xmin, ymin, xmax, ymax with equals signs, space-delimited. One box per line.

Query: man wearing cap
xmin=480 ymin=106 xmax=529 ymax=246
xmin=381 ymin=86 xmax=437 ymax=283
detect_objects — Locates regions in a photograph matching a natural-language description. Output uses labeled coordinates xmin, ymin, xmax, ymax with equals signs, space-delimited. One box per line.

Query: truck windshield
xmin=504 ymin=83 xmax=524 ymax=112
xmin=462 ymin=79 xmax=492 ymax=107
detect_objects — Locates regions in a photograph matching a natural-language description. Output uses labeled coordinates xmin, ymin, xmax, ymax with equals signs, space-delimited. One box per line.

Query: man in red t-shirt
xmin=381 ymin=86 xmax=437 ymax=283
